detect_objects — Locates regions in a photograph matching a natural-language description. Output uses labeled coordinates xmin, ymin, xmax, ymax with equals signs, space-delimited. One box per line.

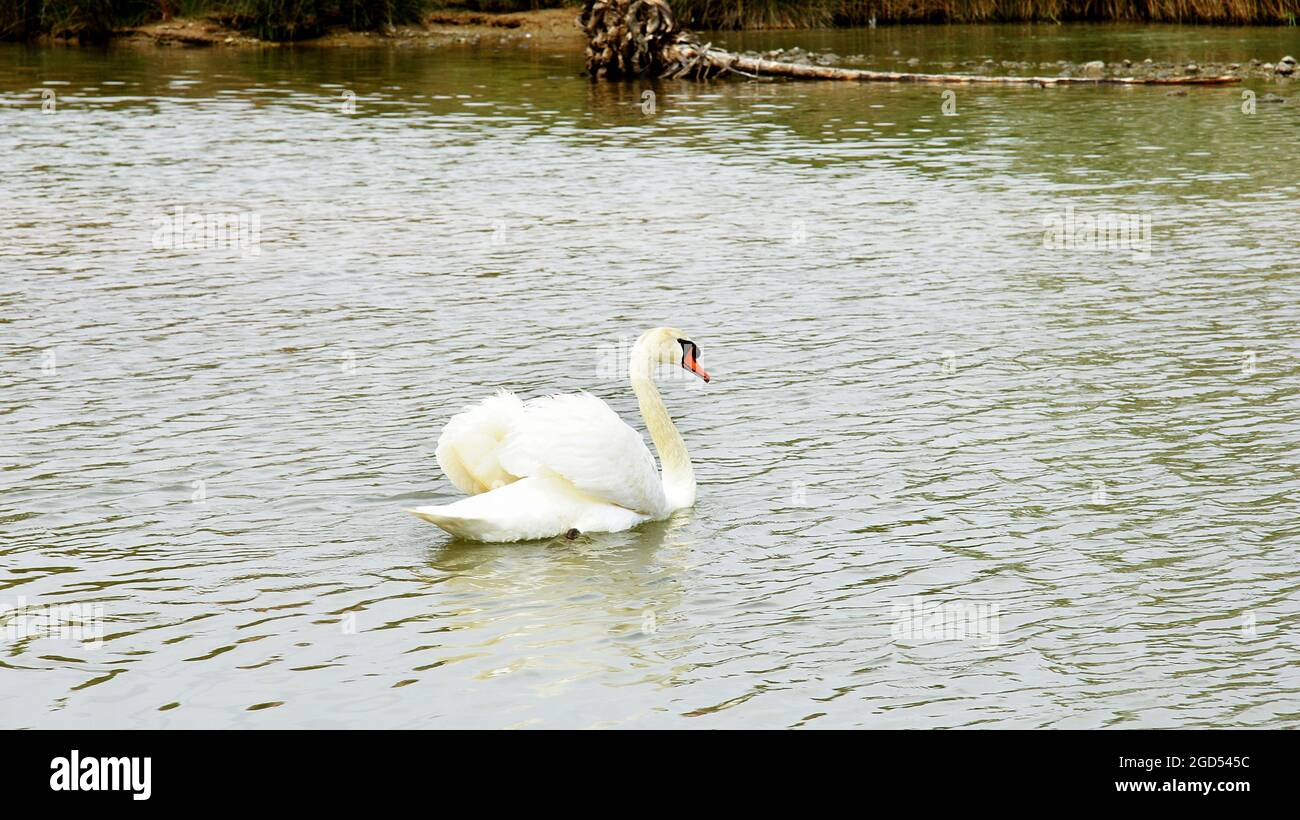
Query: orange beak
xmin=684 ymin=347 xmax=710 ymax=382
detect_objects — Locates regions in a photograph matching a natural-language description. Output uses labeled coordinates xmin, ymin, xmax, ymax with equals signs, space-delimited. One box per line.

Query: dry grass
xmin=1 ymin=0 xmax=430 ymax=40
xmin=670 ymin=0 xmax=1300 ymax=27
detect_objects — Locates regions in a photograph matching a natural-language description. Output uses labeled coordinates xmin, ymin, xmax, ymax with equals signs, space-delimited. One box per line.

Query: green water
xmin=1 ymin=25 xmax=1297 ymax=728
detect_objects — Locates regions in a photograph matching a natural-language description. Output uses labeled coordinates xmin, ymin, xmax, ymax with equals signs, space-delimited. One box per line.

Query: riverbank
xmin=110 ymin=9 xmax=582 ymax=49
xmin=37 ymin=11 xmax=1292 ymax=86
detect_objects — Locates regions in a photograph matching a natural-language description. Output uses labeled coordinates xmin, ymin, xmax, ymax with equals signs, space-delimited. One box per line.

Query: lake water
xmin=1 ymin=24 xmax=1297 ymax=728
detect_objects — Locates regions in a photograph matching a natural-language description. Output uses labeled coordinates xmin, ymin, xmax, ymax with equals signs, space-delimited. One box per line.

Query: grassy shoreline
xmin=2 ymin=1 xmax=1298 ymax=45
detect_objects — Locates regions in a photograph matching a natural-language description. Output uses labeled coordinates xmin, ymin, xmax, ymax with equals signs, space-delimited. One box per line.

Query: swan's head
xmin=633 ymin=326 xmax=710 ymax=383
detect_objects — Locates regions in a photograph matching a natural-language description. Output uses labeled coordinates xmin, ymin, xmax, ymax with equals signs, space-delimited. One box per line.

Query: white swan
xmin=407 ymin=327 xmax=710 ymax=542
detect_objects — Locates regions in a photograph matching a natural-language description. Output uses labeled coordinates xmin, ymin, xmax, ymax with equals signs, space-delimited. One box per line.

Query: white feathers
xmin=499 ymin=393 xmax=667 ymax=516
xmin=412 ymin=326 xmax=706 ymax=542
xmin=407 ymin=474 xmax=650 ymax=543
xmin=434 ymin=389 xmax=524 ymax=495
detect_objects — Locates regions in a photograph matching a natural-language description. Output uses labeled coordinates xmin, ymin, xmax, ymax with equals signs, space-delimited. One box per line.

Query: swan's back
xmin=432 ymin=390 xmax=666 ymax=517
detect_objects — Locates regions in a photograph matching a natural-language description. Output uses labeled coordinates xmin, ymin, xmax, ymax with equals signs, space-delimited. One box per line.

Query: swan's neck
xmin=630 ymin=357 xmax=694 ymax=512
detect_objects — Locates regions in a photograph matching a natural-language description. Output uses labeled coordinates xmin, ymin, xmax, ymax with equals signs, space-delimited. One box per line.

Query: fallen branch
xmin=579 ymin=0 xmax=1240 ymax=86
xmin=668 ymin=41 xmax=1240 ymax=84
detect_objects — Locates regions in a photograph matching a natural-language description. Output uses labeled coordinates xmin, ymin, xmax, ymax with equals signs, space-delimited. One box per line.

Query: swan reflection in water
xmin=405 ymin=511 xmax=703 ymax=713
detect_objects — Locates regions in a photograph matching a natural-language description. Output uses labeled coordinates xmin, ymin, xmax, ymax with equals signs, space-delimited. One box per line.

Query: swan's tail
xmin=405 ymin=505 xmax=483 ymax=540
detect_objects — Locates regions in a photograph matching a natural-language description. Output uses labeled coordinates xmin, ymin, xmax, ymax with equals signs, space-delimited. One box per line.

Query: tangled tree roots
xmin=579 ymin=0 xmax=1240 ymax=85
xmin=577 ymin=0 xmax=743 ymax=80
xmin=579 ymin=0 xmax=681 ymax=79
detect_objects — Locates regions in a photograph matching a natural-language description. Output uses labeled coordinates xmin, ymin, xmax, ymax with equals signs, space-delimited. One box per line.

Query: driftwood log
xmin=578 ymin=0 xmax=1240 ymax=85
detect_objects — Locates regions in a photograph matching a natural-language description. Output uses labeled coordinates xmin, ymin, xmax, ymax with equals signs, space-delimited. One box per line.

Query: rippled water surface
xmin=2 ymin=25 xmax=1298 ymax=728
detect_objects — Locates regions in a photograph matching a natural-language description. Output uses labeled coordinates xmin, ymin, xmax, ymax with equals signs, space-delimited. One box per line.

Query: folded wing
xmin=499 ymin=392 xmax=667 ymax=516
